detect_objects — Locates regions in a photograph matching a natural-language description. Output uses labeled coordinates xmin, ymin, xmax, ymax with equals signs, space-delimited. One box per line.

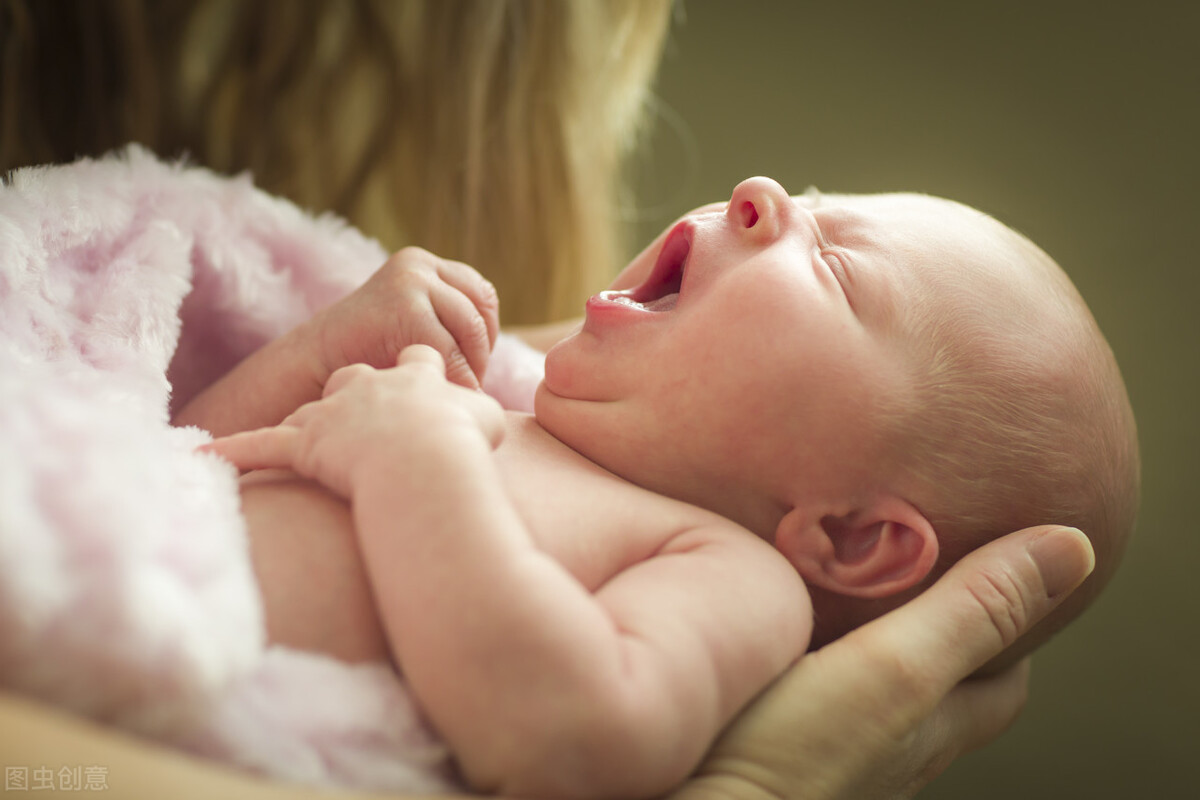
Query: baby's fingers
xmin=323 ymin=363 xmax=377 ymax=398
xmin=200 ymin=427 xmax=299 ymax=472
xmin=428 ymin=286 xmax=493 ymax=390
xmin=436 ymin=258 xmax=500 ymax=348
xmin=397 ymin=343 xmax=447 ymax=372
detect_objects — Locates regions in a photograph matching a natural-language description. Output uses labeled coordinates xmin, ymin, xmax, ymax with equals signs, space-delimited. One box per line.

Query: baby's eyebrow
xmin=796 ymin=190 xmax=875 ymax=250
xmin=813 ymin=203 xmax=874 ymax=248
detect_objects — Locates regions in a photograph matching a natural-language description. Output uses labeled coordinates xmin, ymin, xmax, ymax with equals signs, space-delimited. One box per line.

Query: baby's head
xmin=799 ymin=186 xmax=1140 ymax=665
xmin=537 ymin=177 xmax=1139 ymax=663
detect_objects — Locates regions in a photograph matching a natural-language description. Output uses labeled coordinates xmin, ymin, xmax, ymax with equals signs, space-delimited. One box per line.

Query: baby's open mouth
xmin=596 ymin=222 xmax=691 ymax=312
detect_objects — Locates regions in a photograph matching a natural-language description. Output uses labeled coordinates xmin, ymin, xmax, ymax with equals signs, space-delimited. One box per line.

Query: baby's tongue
xmin=644 ymin=292 xmax=678 ymax=312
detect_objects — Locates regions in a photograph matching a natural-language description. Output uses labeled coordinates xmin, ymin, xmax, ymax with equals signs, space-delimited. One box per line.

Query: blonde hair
xmin=0 ymin=0 xmax=673 ymax=324
xmin=894 ymin=228 xmax=1140 ymax=661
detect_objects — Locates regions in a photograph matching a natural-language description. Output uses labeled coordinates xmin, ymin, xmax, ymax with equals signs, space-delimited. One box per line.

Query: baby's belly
xmin=239 ymin=470 xmax=392 ymax=665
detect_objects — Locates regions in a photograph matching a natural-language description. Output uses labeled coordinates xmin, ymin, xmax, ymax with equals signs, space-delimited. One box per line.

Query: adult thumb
xmin=856 ymin=525 xmax=1096 ymax=711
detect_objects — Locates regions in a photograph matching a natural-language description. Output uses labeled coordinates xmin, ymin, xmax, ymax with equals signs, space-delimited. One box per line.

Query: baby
xmin=203 ymin=177 xmax=1139 ymax=799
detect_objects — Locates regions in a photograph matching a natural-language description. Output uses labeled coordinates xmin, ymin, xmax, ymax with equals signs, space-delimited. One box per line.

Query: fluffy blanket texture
xmin=0 ymin=146 xmax=545 ymax=792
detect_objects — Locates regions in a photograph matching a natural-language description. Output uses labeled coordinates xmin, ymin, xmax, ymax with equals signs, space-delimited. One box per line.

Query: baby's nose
xmin=727 ymin=177 xmax=794 ymax=243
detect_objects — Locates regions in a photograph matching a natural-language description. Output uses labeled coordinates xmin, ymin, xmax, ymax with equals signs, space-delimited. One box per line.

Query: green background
xmin=630 ymin=2 xmax=1198 ymax=797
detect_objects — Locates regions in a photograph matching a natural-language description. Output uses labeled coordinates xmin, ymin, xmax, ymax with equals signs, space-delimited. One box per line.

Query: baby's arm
xmin=362 ymin=475 xmax=811 ymax=798
xmin=173 ymin=248 xmax=498 ymax=437
xmin=206 ymin=347 xmax=811 ymax=800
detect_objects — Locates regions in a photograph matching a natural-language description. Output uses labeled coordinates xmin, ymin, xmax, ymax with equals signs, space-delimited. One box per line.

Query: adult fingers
xmin=933 ymin=658 xmax=1031 ymax=758
xmin=839 ymin=525 xmax=1095 ymax=724
xmin=717 ymin=527 xmax=1091 ymax=769
xmin=676 ymin=529 xmax=1090 ymax=800
xmin=199 ymin=427 xmax=299 ymax=472
xmin=874 ymin=660 xmax=1033 ymax=799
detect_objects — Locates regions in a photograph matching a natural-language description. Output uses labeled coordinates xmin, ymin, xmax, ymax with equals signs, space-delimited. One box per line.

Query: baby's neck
xmin=512 ymin=410 xmax=786 ymax=544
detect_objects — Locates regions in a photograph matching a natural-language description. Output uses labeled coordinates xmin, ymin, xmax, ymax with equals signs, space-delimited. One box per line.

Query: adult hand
xmin=0 ymin=526 xmax=1094 ymax=800
xmin=667 ymin=525 xmax=1096 ymax=800
xmin=312 ymin=247 xmax=500 ymax=391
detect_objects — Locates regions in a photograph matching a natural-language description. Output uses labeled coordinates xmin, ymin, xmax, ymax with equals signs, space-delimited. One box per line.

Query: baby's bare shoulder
xmin=657 ymin=514 xmax=811 ymax=605
xmin=593 ymin=510 xmax=813 ymax=729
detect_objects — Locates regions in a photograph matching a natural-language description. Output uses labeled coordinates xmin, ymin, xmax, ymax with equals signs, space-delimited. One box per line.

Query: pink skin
xmin=211 ymin=176 xmax=1029 ymax=643
xmin=535 ymin=177 xmax=912 ymax=543
xmin=172 ymin=246 xmax=499 ymax=438
xmin=530 ymin=177 xmax=1036 ymax=629
xmin=313 ymin=247 xmax=501 ymax=391
xmin=536 ymin=177 xmax=1069 ymax=629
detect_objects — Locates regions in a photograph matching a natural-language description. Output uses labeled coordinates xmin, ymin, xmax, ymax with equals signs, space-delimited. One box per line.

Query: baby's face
xmin=536 ymin=177 xmax=1051 ymax=532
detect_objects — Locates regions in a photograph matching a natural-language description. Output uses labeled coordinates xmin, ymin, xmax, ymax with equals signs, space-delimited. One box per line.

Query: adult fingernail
xmin=1028 ymin=527 xmax=1096 ymax=598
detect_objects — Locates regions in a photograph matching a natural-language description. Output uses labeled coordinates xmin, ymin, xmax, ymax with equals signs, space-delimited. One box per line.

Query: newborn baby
xmin=202 ymin=177 xmax=1139 ymax=799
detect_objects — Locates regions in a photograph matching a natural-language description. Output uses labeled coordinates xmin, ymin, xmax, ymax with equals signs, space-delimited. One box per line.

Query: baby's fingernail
xmin=1028 ymin=527 xmax=1095 ymax=598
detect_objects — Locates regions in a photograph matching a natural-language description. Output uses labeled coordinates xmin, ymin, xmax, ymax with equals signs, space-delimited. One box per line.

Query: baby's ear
xmin=774 ymin=498 xmax=939 ymax=598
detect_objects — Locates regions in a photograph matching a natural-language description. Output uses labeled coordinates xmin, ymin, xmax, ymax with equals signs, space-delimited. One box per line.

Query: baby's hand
xmin=202 ymin=345 xmax=505 ymax=498
xmin=312 ymin=247 xmax=500 ymax=391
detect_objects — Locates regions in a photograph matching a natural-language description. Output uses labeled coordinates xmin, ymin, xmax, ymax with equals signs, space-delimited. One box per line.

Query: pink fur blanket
xmin=0 ymin=146 xmax=543 ymax=791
